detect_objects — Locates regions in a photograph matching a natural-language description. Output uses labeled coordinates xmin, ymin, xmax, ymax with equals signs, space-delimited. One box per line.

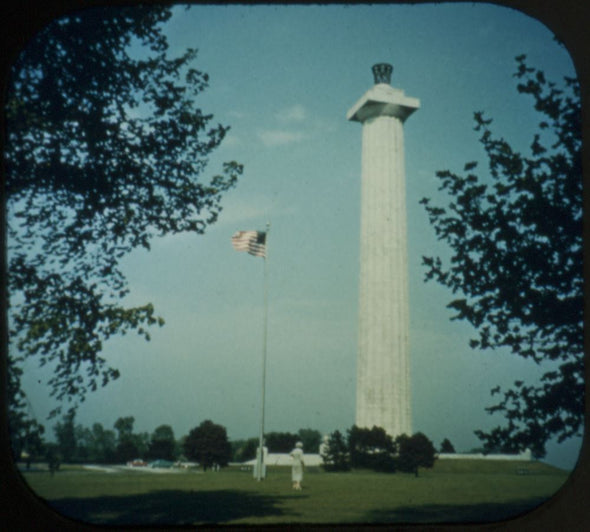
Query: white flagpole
xmin=255 ymin=222 xmax=270 ymax=481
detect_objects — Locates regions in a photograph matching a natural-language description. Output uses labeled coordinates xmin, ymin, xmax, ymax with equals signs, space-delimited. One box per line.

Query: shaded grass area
xmin=49 ymin=489 xmax=300 ymax=525
xmin=366 ymin=497 xmax=550 ymax=524
xmin=21 ymin=461 xmax=569 ymax=526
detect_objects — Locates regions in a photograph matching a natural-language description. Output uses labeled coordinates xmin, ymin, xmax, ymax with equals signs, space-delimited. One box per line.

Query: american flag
xmin=231 ymin=230 xmax=266 ymax=258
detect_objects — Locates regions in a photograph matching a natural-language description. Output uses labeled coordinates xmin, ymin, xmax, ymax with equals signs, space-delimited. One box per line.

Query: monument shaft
xmin=348 ymin=64 xmax=419 ymax=437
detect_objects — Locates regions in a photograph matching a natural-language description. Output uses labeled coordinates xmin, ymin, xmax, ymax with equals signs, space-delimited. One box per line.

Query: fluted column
xmin=347 ymin=64 xmax=419 ymax=438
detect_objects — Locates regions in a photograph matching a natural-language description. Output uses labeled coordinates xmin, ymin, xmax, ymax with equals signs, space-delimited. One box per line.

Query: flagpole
xmin=256 ymin=222 xmax=270 ymax=481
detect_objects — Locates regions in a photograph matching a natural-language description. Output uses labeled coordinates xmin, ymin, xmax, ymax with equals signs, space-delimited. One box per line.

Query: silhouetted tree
xmin=54 ymin=410 xmax=77 ymax=462
xmin=6 ymin=5 xmax=243 ymax=425
xmin=147 ymin=424 xmax=176 ymax=461
xmin=19 ymin=424 xmax=45 ymax=469
xmin=184 ymin=420 xmax=231 ymax=470
xmin=232 ymin=438 xmax=258 ymax=462
xmin=347 ymin=425 xmax=396 ymax=472
xmin=114 ymin=416 xmax=134 ymax=442
xmin=45 ymin=443 xmax=61 ymax=475
xmin=297 ymin=428 xmax=322 ymax=453
xmin=420 ymin=55 xmax=582 ymax=457
xmin=89 ymin=423 xmax=117 ymax=463
xmin=116 ymin=439 xmax=139 ymax=463
xmin=396 ymin=433 xmax=437 ymax=477
xmin=75 ymin=424 xmax=93 ymax=462
xmin=321 ymin=430 xmax=350 ymax=472
xmin=7 ymin=356 xmax=45 ymax=462
xmin=265 ymin=431 xmax=299 ymax=453
xmin=440 ymin=438 xmax=455 ymax=453
xmin=114 ymin=416 xmax=145 ymax=462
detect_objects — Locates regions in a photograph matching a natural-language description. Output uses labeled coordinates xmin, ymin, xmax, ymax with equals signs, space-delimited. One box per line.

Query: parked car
xmin=149 ymin=459 xmax=174 ymax=468
xmin=126 ymin=459 xmax=147 ymax=467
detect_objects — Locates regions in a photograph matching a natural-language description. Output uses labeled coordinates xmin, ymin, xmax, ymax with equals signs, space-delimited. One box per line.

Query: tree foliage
xmin=297 ymin=428 xmax=322 ymax=453
xmin=7 ymin=354 xmax=45 ymax=461
xmin=52 ymin=412 xmax=126 ymax=464
xmin=53 ymin=410 xmax=77 ymax=461
xmin=320 ymin=430 xmax=350 ymax=472
xmin=113 ymin=416 xmax=137 ymax=462
xmin=184 ymin=419 xmax=231 ymax=470
xmin=347 ymin=425 xmax=396 ymax=472
xmin=395 ymin=433 xmax=437 ymax=477
xmin=420 ymin=55 xmax=582 ymax=457
xmin=440 ymin=438 xmax=456 ymax=454
xmin=45 ymin=443 xmax=62 ymax=474
xmin=113 ymin=415 xmax=149 ymax=462
xmin=265 ymin=431 xmax=299 ymax=453
xmin=231 ymin=437 xmax=258 ymax=463
xmin=6 ymin=5 xmax=242 ymax=421
xmin=88 ymin=423 xmax=117 ymax=463
xmin=114 ymin=416 xmax=135 ymax=442
xmin=146 ymin=424 xmax=176 ymax=461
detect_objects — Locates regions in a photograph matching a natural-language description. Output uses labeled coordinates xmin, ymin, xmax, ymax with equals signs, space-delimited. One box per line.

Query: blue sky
xmin=19 ymin=3 xmax=582 ymax=469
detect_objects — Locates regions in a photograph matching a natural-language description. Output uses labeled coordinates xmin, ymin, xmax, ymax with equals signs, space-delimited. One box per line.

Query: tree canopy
xmin=147 ymin=424 xmax=176 ymax=461
xmin=395 ymin=433 xmax=437 ymax=477
xmin=5 ymin=4 xmax=242 ymax=430
xmin=320 ymin=430 xmax=350 ymax=472
xmin=184 ymin=419 xmax=231 ymax=469
xmin=53 ymin=410 xmax=77 ymax=461
xmin=114 ymin=416 xmax=148 ymax=462
xmin=420 ymin=55 xmax=582 ymax=457
xmin=440 ymin=438 xmax=456 ymax=454
xmin=265 ymin=431 xmax=299 ymax=453
xmin=297 ymin=428 xmax=322 ymax=453
xmin=347 ymin=425 xmax=396 ymax=472
xmin=231 ymin=437 xmax=259 ymax=463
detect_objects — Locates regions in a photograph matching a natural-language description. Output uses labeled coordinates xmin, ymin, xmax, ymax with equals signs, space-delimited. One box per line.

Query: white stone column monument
xmin=347 ymin=63 xmax=419 ymax=437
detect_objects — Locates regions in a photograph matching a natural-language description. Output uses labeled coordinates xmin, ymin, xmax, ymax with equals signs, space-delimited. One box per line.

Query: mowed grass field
xmin=21 ymin=460 xmax=569 ymax=526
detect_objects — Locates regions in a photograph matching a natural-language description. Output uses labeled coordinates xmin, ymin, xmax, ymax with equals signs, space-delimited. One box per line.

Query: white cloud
xmin=253 ymin=104 xmax=309 ymax=147
xmin=221 ymin=133 xmax=241 ymax=147
xmin=257 ymin=129 xmax=305 ymax=147
xmin=275 ymin=104 xmax=307 ymax=123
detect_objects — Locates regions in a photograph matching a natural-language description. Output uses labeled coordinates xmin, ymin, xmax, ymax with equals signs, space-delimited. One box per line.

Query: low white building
xmin=244 ymin=453 xmax=324 ymax=467
xmin=242 ymin=449 xmax=532 ymax=468
xmin=438 ymin=449 xmax=532 ymax=461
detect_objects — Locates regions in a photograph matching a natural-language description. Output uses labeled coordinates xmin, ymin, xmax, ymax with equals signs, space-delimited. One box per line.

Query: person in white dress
xmin=290 ymin=441 xmax=305 ymax=490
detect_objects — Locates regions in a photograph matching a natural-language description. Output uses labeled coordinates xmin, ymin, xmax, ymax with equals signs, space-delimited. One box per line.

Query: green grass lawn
xmin=20 ymin=460 xmax=569 ymax=526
